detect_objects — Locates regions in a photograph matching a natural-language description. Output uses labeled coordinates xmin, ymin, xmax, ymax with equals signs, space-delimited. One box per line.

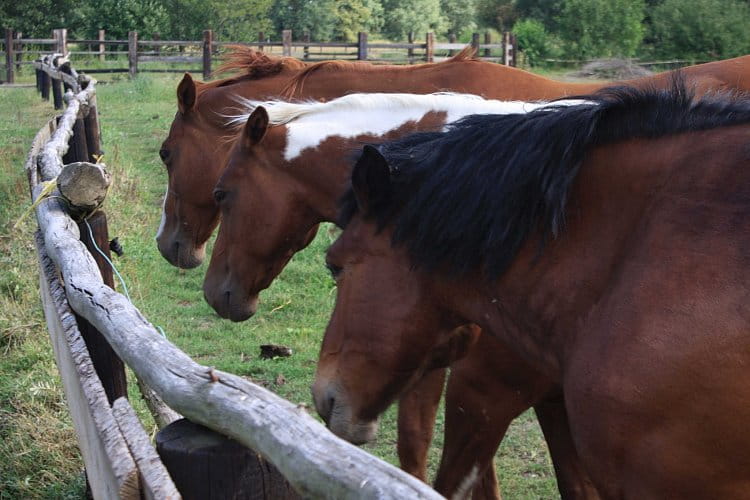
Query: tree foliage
xmin=441 ymin=0 xmax=477 ymax=36
xmin=513 ymin=18 xmax=555 ymax=66
xmin=649 ymin=0 xmax=750 ymax=61
xmin=381 ymin=0 xmax=446 ymax=40
xmin=557 ymin=0 xmax=645 ymax=58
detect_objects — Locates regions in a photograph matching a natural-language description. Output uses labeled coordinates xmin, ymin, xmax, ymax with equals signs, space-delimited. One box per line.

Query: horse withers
xmin=315 ymin=84 xmax=750 ymax=497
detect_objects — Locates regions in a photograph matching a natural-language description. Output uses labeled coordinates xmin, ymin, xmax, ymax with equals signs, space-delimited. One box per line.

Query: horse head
xmin=157 ymin=73 xmax=225 ymax=268
xmin=311 ymin=146 xmax=480 ymax=443
xmin=202 ymin=106 xmax=321 ymax=321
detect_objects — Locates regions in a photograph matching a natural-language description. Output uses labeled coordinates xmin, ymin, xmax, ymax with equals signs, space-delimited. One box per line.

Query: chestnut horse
xmin=158 ymin=51 xmax=750 ymax=269
xmin=157 ymin=46 xmax=610 ymax=268
xmin=315 ymin=83 xmax=750 ymax=498
xmin=205 ymin=93 xmax=595 ymax=498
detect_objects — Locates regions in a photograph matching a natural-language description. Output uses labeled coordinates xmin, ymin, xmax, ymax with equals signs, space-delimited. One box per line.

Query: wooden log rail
xmin=25 ymin=57 xmax=444 ymax=499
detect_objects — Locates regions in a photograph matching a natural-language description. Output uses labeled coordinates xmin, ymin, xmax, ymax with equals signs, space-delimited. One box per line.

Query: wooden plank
xmin=35 ymin=233 xmax=139 ymax=500
xmin=112 ymin=398 xmax=181 ymax=500
xmin=137 ymin=56 xmax=200 ymax=63
xmin=31 ymin=191 xmax=445 ymax=499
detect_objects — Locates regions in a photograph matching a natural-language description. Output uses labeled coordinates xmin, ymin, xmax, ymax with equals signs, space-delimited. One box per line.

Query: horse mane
xmin=339 ymin=77 xmax=750 ymax=279
xmin=197 ymin=45 xmax=306 ymax=95
xmin=281 ymin=46 xmax=478 ymax=97
xmin=225 ymin=92 xmax=493 ymax=128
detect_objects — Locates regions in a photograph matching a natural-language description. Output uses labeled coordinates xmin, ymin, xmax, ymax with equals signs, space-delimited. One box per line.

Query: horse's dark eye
xmin=159 ymin=148 xmax=171 ymax=164
xmin=213 ymin=189 xmax=227 ymax=204
xmin=326 ymin=262 xmax=342 ymax=278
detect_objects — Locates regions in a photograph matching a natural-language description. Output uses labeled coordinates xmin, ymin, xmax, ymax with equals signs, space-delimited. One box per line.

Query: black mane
xmin=339 ymin=79 xmax=750 ymax=279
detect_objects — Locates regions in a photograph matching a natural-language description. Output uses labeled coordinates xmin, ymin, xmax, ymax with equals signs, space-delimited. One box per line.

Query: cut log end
xmin=57 ymin=161 xmax=111 ymax=213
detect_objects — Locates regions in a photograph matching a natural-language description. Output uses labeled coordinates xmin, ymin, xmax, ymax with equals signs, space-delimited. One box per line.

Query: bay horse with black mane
xmin=315 ymin=82 xmax=750 ymax=498
xmin=206 ymin=92 xmax=597 ymax=498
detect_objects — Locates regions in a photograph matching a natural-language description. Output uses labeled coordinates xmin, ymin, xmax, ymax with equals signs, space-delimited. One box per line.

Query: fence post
xmin=5 ymin=29 xmax=14 ymax=84
xmin=471 ymin=32 xmax=480 ymax=54
xmin=503 ymin=31 xmax=516 ymax=67
xmin=448 ymin=33 xmax=456 ymax=57
xmin=153 ymin=32 xmax=161 ymax=57
xmin=51 ymin=74 xmax=63 ymax=110
xmin=156 ymin=419 xmax=299 ymax=500
xmin=282 ymin=29 xmax=292 ymax=57
xmin=357 ymin=32 xmax=368 ymax=61
xmin=202 ymin=29 xmax=213 ymax=80
xmin=128 ymin=31 xmax=138 ymax=78
xmin=258 ymin=31 xmax=265 ymax=52
xmin=484 ymin=32 xmax=491 ymax=58
xmin=425 ymin=32 xmax=434 ymax=63
xmin=15 ymin=31 xmax=22 ymax=72
xmin=302 ymin=30 xmax=310 ymax=60
xmin=407 ymin=31 xmax=414 ymax=62
xmin=98 ymin=29 xmax=105 ymax=62
xmin=54 ymin=28 xmax=68 ymax=57
xmin=40 ymin=65 xmax=50 ymax=100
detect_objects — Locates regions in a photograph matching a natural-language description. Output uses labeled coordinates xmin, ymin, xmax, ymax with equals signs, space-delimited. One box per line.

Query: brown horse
xmin=315 ymin=84 xmax=750 ymax=498
xmin=206 ymin=93 xmax=599 ymax=498
xmin=158 ymin=50 xmax=750 ymax=497
xmin=158 ymin=49 xmax=750 ymax=270
xmin=157 ymin=47 xmax=613 ymax=269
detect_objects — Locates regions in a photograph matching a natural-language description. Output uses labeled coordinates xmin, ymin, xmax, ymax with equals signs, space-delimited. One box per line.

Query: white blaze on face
xmin=156 ymin=185 xmax=169 ymax=241
xmin=226 ymin=93 xmax=594 ymax=162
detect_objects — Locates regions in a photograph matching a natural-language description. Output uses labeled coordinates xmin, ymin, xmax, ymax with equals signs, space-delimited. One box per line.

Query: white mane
xmin=225 ymin=92 xmax=592 ymax=161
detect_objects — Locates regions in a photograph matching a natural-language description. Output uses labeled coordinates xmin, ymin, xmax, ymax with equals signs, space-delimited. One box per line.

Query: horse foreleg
xmin=534 ymin=389 xmax=600 ymax=499
xmin=396 ymin=367 xmax=447 ymax=481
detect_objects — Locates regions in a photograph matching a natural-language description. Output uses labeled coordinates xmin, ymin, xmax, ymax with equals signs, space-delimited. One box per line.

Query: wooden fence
xmin=1 ymin=27 xmax=517 ymax=83
xmin=25 ymin=56 xmax=446 ymax=499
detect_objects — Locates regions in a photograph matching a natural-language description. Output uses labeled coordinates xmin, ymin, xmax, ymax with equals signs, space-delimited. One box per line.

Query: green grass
xmin=0 ymin=74 xmax=559 ymax=498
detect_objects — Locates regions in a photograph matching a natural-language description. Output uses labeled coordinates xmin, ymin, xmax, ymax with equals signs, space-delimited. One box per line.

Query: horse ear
xmin=177 ymin=73 xmax=196 ymax=114
xmin=243 ymin=107 xmax=269 ymax=146
xmin=352 ymin=145 xmax=392 ymax=213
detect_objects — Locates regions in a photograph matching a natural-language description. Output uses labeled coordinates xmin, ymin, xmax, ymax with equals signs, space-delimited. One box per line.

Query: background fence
xmin=1 ymin=28 xmax=517 ymax=83
xmin=23 ymin=55 xmax=446 ymax=499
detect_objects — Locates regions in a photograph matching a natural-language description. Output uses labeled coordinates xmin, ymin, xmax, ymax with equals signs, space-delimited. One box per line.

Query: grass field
xmin=0 ymin=71 xmax=558 ymax=498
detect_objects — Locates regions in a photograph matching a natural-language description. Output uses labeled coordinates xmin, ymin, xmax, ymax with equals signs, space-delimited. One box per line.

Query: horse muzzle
xmin=311 ymin=380 xmax=379 ymax=445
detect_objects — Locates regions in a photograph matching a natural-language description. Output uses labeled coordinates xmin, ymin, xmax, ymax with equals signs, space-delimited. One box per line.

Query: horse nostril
xmin=159 ymin=148 xmax=170 ymax=163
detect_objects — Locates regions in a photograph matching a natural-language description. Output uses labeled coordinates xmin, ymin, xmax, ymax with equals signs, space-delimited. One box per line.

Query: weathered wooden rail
xmin=24 ymin=57 xmax=445 ymax=499
xmin=1 ymin=27 xmax=517 ymax=83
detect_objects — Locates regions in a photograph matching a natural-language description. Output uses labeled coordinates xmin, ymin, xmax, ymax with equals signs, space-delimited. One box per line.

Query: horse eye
xmin=326 ymin=262 xmax=342 ymax=278
xmin=213 ymin=189 xmax=227 ymax=204
xmin=159 ymin=148 xmax=171 ymax=164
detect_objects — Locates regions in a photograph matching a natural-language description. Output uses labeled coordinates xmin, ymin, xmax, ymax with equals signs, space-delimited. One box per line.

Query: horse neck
xmin=440 ymin=133 xmax=712 ymax=379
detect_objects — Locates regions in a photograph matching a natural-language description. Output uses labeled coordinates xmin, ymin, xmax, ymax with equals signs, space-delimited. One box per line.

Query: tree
xmin=1 ymin=0 xmax=81 ymax=37
xmin=76 ymin=0 xmax=170 ymax=39
xmin=514 ymin=0 xmax=563 ymax=30
xmin=381 ymin=0 xmax=446 ymax=40
xmin=441 ymin=0 xmax=477 ymax=37
xmin=649 ymin=0 xmax=750 ymax=61
xmin=556 ymin=0 xmax=645 ymax=58
xmin=475 ymin=0 xmax=517 ymax=31
xmin=271 ymin=0 xmax=382 ymax=41
xmin=513 ymin=18 xmax=555 ymax=66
